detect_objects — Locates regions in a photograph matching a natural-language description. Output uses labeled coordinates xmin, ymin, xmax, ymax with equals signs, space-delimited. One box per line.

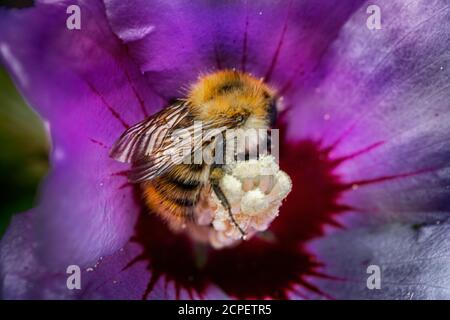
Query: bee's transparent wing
xmin=110 ymin=103 xmax=189 ymax=163
xmin=110 ymin=103 xmax=226 ymax=183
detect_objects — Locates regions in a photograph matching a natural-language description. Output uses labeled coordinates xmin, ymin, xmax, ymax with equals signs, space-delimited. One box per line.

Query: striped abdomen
xmin=141 ymin=163 xmax=209 ymax=229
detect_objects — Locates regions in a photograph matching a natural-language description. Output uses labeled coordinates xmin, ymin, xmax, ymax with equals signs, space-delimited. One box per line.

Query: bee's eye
xmin=268 ymin=99 xmax=278 ymax=126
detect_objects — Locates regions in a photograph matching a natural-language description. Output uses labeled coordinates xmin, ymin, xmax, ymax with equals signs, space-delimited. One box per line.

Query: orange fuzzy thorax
xmin=187 ymin=70 xmax=276 ymax=127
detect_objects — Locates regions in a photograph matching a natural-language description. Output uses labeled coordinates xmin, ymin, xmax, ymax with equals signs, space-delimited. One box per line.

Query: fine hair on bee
xmin=110 ymin=69 xmax=279 ymax=240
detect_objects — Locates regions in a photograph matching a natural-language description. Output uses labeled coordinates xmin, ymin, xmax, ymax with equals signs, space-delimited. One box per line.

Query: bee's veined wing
xmin=109 ymin=103 xmax=189 ymax=163
xmin=110 ymin=103 xmax=227 ymax=183
xmin=127 ymin=121 xmax=227 ymax=183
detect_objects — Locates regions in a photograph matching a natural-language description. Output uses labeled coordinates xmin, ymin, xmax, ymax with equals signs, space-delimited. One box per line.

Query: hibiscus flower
xmin=1 ymin=0 xmax=449 ymax=300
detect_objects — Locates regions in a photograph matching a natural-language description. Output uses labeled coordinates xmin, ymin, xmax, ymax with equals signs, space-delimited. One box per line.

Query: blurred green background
xmin=0 ymin=66 xmax=49 ymax=236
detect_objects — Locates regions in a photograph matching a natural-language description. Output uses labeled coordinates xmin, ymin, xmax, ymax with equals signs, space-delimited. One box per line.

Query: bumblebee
xmin=110 ymin=70 xmax=278 ymax=238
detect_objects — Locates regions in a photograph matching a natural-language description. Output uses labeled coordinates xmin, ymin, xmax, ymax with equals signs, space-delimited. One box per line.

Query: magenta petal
xmin=0 ymin=1 xmax=163 ymax=268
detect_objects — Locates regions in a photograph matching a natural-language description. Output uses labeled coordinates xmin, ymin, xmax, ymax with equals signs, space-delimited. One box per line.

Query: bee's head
xmin=187 ymin=70 xmax=278 ymax=128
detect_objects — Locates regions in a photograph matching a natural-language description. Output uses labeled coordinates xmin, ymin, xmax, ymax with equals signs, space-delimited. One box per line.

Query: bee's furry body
xmin=111 ymin=70 xmax=277 ymax=233
xmin=141 ymin=163 xmax=210 ymax=228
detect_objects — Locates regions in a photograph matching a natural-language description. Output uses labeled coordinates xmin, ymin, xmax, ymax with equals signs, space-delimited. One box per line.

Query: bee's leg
xmin=210 ymin=166 xmax=247 ymax=239
xmin=211 ymin=183 xmax=247 ymax=240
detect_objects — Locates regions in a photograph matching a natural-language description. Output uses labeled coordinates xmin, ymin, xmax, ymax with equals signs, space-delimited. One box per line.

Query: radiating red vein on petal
xmin=84 ymin=79 xmax=130 ymax=129
xmin=278 ymin=64 xmax=304 ymax=96
xmin=89 ymin=138 xmax=109 ymax=150
xmin=111 ymin=170 xmax=130 ymax=177
xmin=345 ymin=168 xmax=435 ymax=188
xmin=124 ymin=69 xmax=149 ymax=118
xmin=264 ymin=0 xmax=292 ymax=82
xmin=332 ymin=141 xmax=385 ymax=165
xmin=241 ymin=2 xmax=249 ymax=73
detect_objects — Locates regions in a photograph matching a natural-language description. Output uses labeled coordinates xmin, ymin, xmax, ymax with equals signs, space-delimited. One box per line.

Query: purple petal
xmin=0 ymin=212 xmax=77 ymax=299
xmin=282 ymin=0 xmax=450 ymax=298
xmin=308 ymin=218 xmax=450 ymax=299
xmin=1 ymin=0 xmax=449 ymax=300
xmin=0 ymin=212 xmax=226 ymax=299
xmin=0 ymin=0 xmax=163 ymax=268
xmin=285 ymin=0 xmax=450 ymax=225
xmin=104 ymin=0 xmax=365 ymax=98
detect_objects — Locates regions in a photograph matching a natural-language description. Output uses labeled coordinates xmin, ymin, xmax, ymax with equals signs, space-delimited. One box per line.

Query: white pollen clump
xmin=201 ymin=155 xmax=292 ymax=249
xmin=241 ymin=189 xmax=269 ymax=215
xmin=220 ymin=174 xmax=242 ymax=204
